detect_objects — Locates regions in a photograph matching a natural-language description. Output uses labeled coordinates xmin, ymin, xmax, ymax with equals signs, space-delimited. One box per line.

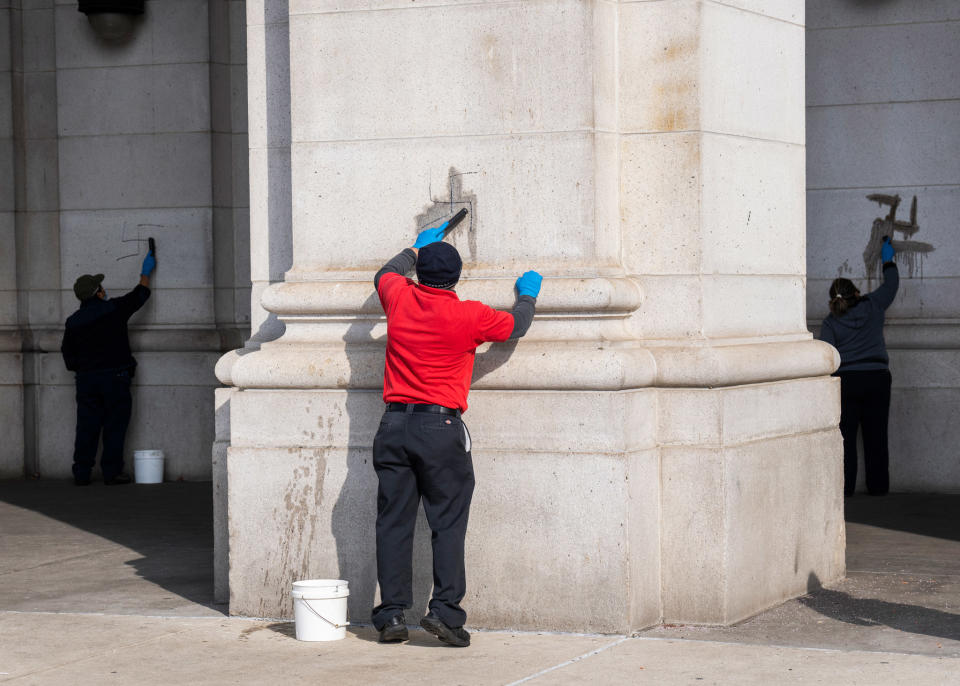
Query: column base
xmin=221 ymin=377 xmax=844 ymax=630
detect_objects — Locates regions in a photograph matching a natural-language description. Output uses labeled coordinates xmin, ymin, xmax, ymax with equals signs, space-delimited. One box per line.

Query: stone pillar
xmin=212 ymin=0 xmax=293 ymax=605
xmin=9 ymin=0 xmax=60 ymax=478
xmin=219 ymin=0 xmax=843 ymax=630
xmin=0 ymin=0 xmax=24 ymax=477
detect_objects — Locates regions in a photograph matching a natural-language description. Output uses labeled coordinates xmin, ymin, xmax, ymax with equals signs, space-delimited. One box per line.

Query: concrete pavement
xmin=0 ymin=481 xmax=957 ymax=685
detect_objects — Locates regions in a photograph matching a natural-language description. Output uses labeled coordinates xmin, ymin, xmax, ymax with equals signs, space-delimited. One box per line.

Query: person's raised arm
xmin=508 ymin=271 xmax=541 ymax=339
xmin=114 ymin=249 xmax=154 ymax=318
xmin=868 ymin=237 xmax=900 ymax=311
xmin=374 ymin=249 xmax=417 ymax=291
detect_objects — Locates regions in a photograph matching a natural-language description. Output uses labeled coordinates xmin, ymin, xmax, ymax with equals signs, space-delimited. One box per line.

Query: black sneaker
xmin=74 ymin=476 xmax=91 ymax=486
xmin=104 ymin=473 xmax=132 ymax=485
xmin=420 ymin=611 xmax=470 ymax=647
xmin=378 ymin=615 xmax=408 ymax=643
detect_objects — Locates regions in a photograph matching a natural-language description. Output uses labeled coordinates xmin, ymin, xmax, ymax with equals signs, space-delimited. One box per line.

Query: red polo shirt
xmin=377 ymin=272 xmax=514 ymax=412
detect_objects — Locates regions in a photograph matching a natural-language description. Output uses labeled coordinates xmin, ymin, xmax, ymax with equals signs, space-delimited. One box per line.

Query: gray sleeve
xmin=374 ymin=248 xmax=417 ymax=290
xmin=868 ymin=262 xmax=900 ymax=311
xmin=508 ymin=295 xmax=536 ymax=339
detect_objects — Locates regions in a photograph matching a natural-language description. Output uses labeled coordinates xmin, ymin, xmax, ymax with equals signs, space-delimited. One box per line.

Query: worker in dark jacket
xmin=61 ymin=248 xmax=156 ymax=485
xmin=371 ymin=221 xmax=540 ymax=647
xmin=818 ymin=238 xmax=899 ymax=497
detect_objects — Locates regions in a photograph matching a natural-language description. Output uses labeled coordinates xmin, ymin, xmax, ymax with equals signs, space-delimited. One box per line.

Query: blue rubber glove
xmin=141 ymin=250 xmax=156 ymax=276
xmin=881 ymin=237 xmax=895 ymax=263
xmin=516 ymin=271 xmax=542 ymax=298
xmin=413 ymin=221 xmax=449 ymax=249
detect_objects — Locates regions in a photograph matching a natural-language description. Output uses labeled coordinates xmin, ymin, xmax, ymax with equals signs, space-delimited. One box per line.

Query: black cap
xmin=73 ymin=273 xmax=104 ymax=300
xmin=416 ymin=242 xmax=462 ymax=289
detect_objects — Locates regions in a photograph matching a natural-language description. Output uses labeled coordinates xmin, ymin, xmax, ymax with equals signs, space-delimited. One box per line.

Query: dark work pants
xmin=72 ymin=370 xmax=133 ymax=481
xmin=371 ymin=409 xmax=475 ymax=630
xmin=837 ymin=369 xmax=892 ymax=496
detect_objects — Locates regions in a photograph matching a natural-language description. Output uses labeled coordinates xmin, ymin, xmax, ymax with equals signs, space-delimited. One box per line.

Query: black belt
xmin=385 ymin=402 xmax=460 ymax=417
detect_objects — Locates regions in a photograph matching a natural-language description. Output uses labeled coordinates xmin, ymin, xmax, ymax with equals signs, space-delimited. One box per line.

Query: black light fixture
xmin=78 ymin=1 xmax=144 ymax=42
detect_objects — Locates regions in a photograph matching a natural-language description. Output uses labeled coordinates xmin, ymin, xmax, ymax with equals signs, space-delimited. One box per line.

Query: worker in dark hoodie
xmin=61 ymin=247 xmax=156 ymax=486
xmin=818 ymin=237 xmax=899 ymax=497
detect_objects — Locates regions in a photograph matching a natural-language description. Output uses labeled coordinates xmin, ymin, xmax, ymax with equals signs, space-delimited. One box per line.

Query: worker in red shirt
xmin=371 ymin=220 xmax=541 ymax=647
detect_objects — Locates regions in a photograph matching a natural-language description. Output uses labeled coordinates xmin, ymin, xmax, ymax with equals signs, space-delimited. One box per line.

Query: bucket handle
xmin=301 ymin=599 xmax=350 ymax=629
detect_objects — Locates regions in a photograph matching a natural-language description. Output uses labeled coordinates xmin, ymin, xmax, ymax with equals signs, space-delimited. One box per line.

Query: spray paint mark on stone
xmin=862 ymin=194 xmax=934 ymax=288
xmin=416 ymin=167 xmax=479 ymax=262
xmin=116 ymin=222 xmax=163 ymax=261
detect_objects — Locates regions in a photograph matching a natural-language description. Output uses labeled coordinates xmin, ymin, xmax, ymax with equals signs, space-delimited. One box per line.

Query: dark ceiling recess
xmin=78 ymin=1 xmax=144 ymax=13
xmin=77 ymin=1 xmax=144 ymax=42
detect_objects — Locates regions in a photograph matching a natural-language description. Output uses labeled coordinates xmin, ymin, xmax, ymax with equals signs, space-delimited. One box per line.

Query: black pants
xmin=72 ymin=370 xmax=133 ymax=481
xmin=370 ymin=409 xmax=475 ymax=630
xmin=837 ymin=369 xmax=892 ymax=496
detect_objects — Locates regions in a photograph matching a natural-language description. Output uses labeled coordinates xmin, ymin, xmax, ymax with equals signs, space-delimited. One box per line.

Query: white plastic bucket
xmin=133 ymin=450 xmax=164 ymax=484
xmin=291 ymin=579 xmax=350 ymax=641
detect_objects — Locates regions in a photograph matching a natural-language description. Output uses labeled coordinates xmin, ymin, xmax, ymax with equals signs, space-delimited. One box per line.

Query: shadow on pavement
xmin=802 ymin=572 xmax=960 ymax=643
xmin=844 ymin=494 xmax=960 ymax=542
xmin=0 ymin=478 xmax=222 ymax=614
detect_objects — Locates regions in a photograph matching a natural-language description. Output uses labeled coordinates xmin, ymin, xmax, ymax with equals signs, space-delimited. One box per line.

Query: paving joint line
xmin=0 ymin=625 xmax=203 ymax=683
xmin=503 ymin=636 xmax=631 ymax=685
xmin=0 ymin=609 xmax=227 ymax=620
xmin=629 ymin=634 xmax=960 ymax=658
xmin=846 ymin=569 xmax=960 ymax=579
xmin=0 ymin=549 xmax=118 ymax=577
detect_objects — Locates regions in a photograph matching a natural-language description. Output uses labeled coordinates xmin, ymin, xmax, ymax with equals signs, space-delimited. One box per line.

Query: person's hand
xmin=516 ymin=271 xmax=542 ymax=298
xmin=413 ymin=222 xmax=448 ymax=249
xmin=881 ymin=236 xmax=895 ymax=263
xmin=141 ymin=250 xmax=156 ymax=277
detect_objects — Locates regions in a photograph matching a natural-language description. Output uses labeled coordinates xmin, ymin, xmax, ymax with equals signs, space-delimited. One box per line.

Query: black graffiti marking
xmin=862 ymin=194 xmax=934 ymax=287
xmin=416 ymin=168 xmax=479 ymax=261
xmin=116 ymin=223 xmax=163 ymax=261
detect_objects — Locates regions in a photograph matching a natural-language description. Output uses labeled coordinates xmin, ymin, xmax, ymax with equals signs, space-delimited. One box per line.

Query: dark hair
xmin=829 ymin=278 xmax=860 ymax=317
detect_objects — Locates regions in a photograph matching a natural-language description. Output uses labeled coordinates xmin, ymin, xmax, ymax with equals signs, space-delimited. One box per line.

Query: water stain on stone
xmin=258 ymin=451 xmax=328 ymax=618
xmin=482 ymin=33 xmax=504 ymax=83
xmin=238 ymin=625 xmax=266 ymax=641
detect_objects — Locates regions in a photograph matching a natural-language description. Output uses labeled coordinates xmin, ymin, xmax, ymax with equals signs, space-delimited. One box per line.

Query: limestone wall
xmin=1 ymin=0 xmax=249 ymax=480
xmin=806 ymin=0 xmax=960 ymax=491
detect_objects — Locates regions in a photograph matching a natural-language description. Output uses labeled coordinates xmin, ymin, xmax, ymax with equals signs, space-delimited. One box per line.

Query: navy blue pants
xmin=838 ymin=369 xmax=891 ymax=496
xmin=72 ymin=370 xmax=132 ymax=481
xmin=371 ymin=409 xmax=475 ymax=630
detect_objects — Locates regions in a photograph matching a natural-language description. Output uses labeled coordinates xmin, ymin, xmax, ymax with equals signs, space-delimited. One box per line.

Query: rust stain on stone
xmin=648 ymin=30 xmax=699 ymax=132
xmin=651 ymin=78 xmax=697 ymax=132
xmin=657 ymin=39 xmax=696 ymax=63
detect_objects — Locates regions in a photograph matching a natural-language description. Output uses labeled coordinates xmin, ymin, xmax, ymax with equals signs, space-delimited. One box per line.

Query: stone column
xmin=213 ymin=0 xmax=292 ymax=605
xmin=0 ymin=0 xmax=24 ymax=477
xmin=219 ymin=0 xmax=843 ymax=630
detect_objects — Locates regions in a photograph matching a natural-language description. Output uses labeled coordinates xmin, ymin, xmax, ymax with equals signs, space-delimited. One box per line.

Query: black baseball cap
xmin=73 ymin=274 xmax=104 ymax=300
